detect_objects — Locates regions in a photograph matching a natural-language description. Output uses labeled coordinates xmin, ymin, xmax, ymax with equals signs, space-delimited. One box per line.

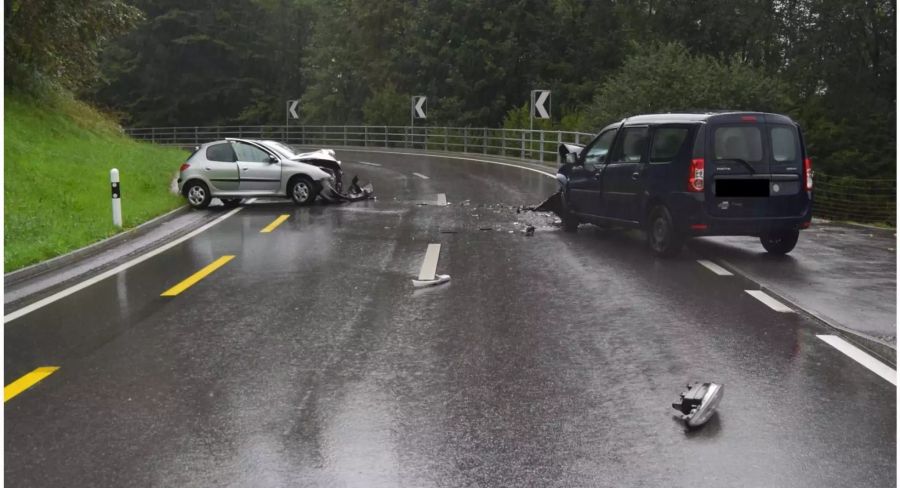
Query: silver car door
xmin=202 ymin=142 xmax=240 ymax=191
xmin=232 ymin=141 xmax=282 ymax=193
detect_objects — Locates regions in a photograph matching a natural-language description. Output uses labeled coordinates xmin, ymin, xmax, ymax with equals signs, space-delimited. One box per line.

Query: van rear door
xmin=705 ymin=113 xmax=807 ymax=218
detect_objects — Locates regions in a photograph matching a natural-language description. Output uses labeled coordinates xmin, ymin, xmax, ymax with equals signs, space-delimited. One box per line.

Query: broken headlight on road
xmin=672 ymin=382 xmax=723 ymax=428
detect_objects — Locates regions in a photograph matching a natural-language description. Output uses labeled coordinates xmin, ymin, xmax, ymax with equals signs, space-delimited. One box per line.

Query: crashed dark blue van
xmin=556 ymin=112 xmax=813 ymax=256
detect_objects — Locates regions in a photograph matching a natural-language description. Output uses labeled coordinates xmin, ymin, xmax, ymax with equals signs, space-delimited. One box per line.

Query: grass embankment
xmin=5 ymin=90 xmax=187 ymax=272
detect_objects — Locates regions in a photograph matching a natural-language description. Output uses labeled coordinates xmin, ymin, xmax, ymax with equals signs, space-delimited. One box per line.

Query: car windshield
xmin=261 ymin=140 xmax=296 ymax=158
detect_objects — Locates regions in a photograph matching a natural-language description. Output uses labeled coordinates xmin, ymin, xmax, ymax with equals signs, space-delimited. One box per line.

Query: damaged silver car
xmin=177 ymin=138 xmax=372 ymax=209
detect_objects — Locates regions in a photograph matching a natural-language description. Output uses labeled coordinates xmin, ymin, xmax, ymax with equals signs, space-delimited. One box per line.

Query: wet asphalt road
xmin=5 ymin=149 xmax=896 ymax=487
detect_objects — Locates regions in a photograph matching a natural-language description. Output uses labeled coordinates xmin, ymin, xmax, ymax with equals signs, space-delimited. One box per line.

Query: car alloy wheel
xmin=187 ymin=185 xmax=206 ymax=206
xmin=293 ymin=181 xmax=310 ymax=203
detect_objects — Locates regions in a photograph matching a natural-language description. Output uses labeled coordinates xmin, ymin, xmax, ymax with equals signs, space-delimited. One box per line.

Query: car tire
xmin=560 ymin=191 xmax=579 ymax=233
xmin=185 ymin=181 xmax=211 ymax=210
xmin=760 ymin=229 xmax=799 ymax=255
xmin=289 ymin=176 xmax=318 ymax=206
xmin=646 ymin=205 xmax=684 ymax=257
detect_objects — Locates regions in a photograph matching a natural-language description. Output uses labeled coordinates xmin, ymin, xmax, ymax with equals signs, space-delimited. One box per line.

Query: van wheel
xmin=289 ymin=176 xmax=318 ymax=206
xmin=560 ymin=191 xmax=579 ymax=232
xmin=185 ymin=181 xmax=211 ymax=209
xmin=760 ymin=230 xmax=799 ymax=255
xmin=647 ymin=205 xmax=684 ymax=257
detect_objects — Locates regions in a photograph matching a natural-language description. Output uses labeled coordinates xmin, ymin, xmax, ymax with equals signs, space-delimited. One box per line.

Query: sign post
xmin=530 ymin=90 xmax=551 ymax=159
xmin=285 ymin=99 xmax=300 ymax=128
xmin=411 ymin=96 xmax=427 ymax=147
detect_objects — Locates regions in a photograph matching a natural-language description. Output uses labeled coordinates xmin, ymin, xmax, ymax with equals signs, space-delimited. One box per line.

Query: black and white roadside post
xmin=110 ymin=168 xmax=122 ymax=228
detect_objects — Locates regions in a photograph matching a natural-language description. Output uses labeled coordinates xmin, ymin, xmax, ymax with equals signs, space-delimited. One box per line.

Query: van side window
xmin=583 ymin=129 xmax=617 ymax=171
xmin=611 ymin=127 xmax=649 ymax=163
xmin=206 ymin=143 xmax=236 ymax=162
xmin=650 ymin=127 xmax=689 ymax=163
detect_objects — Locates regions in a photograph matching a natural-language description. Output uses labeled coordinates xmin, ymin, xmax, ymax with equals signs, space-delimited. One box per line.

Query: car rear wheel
xmin=760 ymin=229 xmax=799 ymax=255
xmin=185 ymin=181 xmax=211 ymax=209
xmin=647 ymin=205 xmax=684 ymax=257
xmin=560 ymin=191 xmax=579 ymax=233
xmin=289 ymin=177 xmax=318 ymax=206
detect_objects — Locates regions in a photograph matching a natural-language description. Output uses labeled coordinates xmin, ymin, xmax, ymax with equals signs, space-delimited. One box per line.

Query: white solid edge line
xmin=412 ymin=172 xmax=430 ymax=180
xmin=745 ymin=290 xmax=793 ymax=313
xmin=418 ymin=243 xmax=441 ymax=281
xmin=336 ymin=149 xmax=556 ymax=179
xmin=4 ymin=206 xmax=244 ymax=324
xmin=697 ymin=259 xmax=733 ymax=276
xmin=817 ymin=335 xmax=897 ymax=386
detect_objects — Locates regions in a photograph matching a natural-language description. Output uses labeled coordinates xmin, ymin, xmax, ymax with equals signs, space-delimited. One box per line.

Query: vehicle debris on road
xmin=672 ymin=382 xmax=724 ymax=428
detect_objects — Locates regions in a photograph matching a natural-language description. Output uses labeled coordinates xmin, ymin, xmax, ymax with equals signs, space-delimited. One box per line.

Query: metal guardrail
xmin=124 ymin=125 xmax=896 ymax=226
xmin=123 ymin=125 xmax=595 ymax=166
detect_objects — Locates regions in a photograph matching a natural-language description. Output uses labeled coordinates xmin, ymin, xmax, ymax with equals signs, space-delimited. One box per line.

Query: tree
xmin=6 ymin=0 xmax=143 ymax=92
xmin=587 ymin=42 xmax=792 ymax=128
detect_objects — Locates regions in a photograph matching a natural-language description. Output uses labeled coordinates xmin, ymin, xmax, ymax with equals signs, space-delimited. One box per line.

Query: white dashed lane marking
xmin=697 ymin=259 xmax=733 ymax=276
xmin=745 ymin=290 xmax=793 ymax=313
xmin=817 ymin=335 xmax=897 ymax=386
xmin=412 ymin=172 xmax=430 ymax=180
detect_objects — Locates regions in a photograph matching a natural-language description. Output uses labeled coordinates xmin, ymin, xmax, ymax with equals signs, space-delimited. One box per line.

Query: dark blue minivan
xmin=557 ymin=112 xmax=813 ymax=256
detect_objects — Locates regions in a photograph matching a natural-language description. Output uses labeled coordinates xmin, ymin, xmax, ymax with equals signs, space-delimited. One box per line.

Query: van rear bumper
xmin=670 ymin=193 xmax=812 ymax=237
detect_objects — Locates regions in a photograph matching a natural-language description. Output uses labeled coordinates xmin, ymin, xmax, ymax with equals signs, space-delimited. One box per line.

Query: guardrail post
xmin=444 ymin=127 xmax=448 ymax=152
xmin=425 ymin=127 xmax=429 ymax=150
xmin=463 ymin=128 xmax=468 ymax=153
xmin=539 ymin=131 xmax=545 ymax=162
xmin=364 ymin=126 xmax=368 ymax=147
xmin=195 ymin=127 xmax=199 ymax=145
xmin=557 ymin=131 xmax=562 ymax=165
xmin=384 ymin=126 xmax=388 ymax=148
xmin=151 ymin=127 xmax=155 ymax=143
xmin=483 ymin=128 xmax=487 ymax=154
xmin=343 ymin=126 xmax=347 ymax=146
xmin=520 ymin=131 xmax=525 ymax=159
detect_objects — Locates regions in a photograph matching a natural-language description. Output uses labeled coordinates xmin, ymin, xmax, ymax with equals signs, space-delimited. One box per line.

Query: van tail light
xmin=803 ymin=157 xmax=813 ymax=191
xmin=180 ymin=163 xmax=191 ymax=172
xmin=688 ymin=158 xmax=705 ymax=192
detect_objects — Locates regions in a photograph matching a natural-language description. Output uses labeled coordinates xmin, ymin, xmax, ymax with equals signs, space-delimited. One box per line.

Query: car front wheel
xmin=647 ymin=205 xmax=684 ymax=257
xmin=760 ymin=229 xmax=799 ymax=255
xmin=185 ymin=181 xmax=211 ymax=209
xmin=560 ymin=191 xmax=579 ymax=232
xmin=289 ymin=177 xmax=318 ymax=206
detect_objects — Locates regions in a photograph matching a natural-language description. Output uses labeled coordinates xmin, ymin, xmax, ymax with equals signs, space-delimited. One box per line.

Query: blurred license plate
xmin=715 ymin=179 xmax=769 ymax=197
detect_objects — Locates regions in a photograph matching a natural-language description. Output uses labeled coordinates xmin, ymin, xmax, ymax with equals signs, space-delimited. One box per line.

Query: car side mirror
xmin=565 ymin=153 xmax=578 ymax=165
xmin=268 ymin=155 xmax=279 ymax=164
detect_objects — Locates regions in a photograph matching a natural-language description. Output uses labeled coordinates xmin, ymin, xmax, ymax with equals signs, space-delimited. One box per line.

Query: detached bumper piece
xmin=320 ymin=175 xmax=375 ymax=203
xmin=672 ymin=382 xmax=724 ymax=428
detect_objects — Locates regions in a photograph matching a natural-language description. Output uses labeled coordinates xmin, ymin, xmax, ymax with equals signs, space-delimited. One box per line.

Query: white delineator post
xmin=110 ymin=168 xmax=122 ymax=228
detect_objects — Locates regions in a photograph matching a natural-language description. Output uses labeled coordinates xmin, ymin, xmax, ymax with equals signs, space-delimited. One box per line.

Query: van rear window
xmin=770 ymin=126 xmax=800 ymax=163
xmin=714 ymin=126 xmax=763 ymax=162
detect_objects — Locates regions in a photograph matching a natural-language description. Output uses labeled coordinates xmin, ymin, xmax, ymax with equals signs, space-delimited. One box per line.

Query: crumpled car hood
xmin=290 ymin=149 xmax=339 ymax=164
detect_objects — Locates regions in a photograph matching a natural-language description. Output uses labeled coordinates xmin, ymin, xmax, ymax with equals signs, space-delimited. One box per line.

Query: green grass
xmin=5 ymin=90 xmax=187 ymax=272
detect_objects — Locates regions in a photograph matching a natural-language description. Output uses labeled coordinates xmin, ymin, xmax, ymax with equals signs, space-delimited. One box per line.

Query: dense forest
xmin=5 ymin=0 xmax=896 ymax=179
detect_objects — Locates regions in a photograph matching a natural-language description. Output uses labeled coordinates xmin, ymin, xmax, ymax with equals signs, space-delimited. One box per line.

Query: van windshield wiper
xmin=717 ymin=158 xmax=756 ymax=174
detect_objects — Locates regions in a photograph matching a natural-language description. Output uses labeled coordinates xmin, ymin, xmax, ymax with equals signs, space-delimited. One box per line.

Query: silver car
xmin=177 ymin=138 xmax=339 ymax=209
